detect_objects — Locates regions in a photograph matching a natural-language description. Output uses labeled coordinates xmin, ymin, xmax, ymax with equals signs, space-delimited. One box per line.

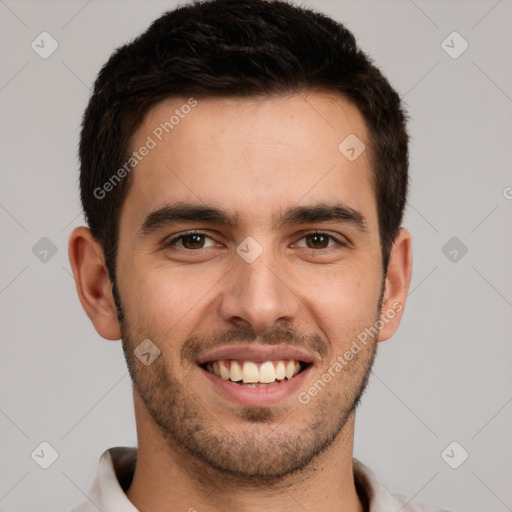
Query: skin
xmin=69 ymin=91 xmax=412 ymax=512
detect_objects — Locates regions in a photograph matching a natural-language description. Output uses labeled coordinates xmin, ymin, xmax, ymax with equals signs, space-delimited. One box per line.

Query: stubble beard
xmin=114 ymin=283 xmax=380 ymax=483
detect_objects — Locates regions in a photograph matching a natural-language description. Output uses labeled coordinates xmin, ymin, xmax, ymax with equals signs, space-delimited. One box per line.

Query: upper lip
xmin=196 ymin=344 xmax=317 ymax=365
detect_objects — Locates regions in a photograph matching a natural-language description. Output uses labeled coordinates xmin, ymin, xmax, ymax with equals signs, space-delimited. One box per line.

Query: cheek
xmin=298 ymin=266 xmax=381 ymax=350
xmin=122 ymin=263 xmax=221 ymax=338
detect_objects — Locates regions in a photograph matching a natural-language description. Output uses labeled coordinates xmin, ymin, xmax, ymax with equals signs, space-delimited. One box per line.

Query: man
xmin=68 ymin=0 xmax=450 ymax=510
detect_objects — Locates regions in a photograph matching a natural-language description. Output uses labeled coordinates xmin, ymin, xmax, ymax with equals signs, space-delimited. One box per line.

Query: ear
xmin=68 ymin=226 xmax=122 ymax=340
xmin=378 ymin=228 xmax=412 ymax=342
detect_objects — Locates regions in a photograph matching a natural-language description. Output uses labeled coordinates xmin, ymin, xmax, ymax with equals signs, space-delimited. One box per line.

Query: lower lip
xmin=199 ymin=365 xmax=312 ymax=406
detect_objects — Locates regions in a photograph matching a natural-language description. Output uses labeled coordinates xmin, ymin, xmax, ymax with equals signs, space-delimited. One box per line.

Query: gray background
xmin=0 ymin=0 xmax=511 ymax=511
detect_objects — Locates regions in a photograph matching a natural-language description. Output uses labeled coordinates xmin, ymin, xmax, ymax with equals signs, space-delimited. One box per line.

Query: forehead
xmin=121 ymin=91 xmax=376 ymax=233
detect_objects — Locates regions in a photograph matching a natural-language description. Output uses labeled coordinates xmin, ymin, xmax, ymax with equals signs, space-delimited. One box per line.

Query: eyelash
xmin=162 ymin=230 xmax=346 ymax=251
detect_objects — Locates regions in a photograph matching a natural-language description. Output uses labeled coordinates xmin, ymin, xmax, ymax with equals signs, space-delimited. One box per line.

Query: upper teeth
xmin=206 ymin=360 xmax=302 ymax=384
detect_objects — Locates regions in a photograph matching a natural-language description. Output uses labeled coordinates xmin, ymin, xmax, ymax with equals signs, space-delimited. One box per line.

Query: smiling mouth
xmin=201 ymin=359 xmax=310 ymax=387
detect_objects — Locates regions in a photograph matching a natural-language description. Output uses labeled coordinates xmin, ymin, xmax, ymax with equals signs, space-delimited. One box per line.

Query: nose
xmin=217 ymin=246 xmax=300 ymax=333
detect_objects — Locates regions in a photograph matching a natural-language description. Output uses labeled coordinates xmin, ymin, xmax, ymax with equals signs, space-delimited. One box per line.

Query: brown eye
xmin=163 ymin=231 xmax=216 ymax=250
xmin=181 ymin=233 xmax=206 ymax=249
xmin=293 ymin=231 xmax=341 ymax=250
xmin=304 ymin=233 xmax=331 ymax=249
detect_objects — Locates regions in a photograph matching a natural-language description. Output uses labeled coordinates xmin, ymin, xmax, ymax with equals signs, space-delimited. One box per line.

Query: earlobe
xmin=68 ymin=226 xmax=122 ymax=341
xmin=378 ymin=228 xmax=413 ymax=342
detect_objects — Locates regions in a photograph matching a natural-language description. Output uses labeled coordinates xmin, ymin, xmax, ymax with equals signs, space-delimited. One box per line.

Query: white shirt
xmin=71 ymin=447 xmax=452 ymax=512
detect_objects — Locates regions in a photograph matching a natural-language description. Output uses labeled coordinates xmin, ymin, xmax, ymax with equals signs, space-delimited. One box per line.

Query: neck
xmin=126 ymin=392 xmax=364 ymax=512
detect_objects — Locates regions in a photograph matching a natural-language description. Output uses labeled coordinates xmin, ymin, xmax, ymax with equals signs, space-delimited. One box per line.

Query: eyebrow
xmin=136 ymin=201 xmax=368 ymax=238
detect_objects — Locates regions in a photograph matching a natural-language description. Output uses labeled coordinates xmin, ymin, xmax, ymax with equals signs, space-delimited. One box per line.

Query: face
xmin=114 ymin=92 xmax=385 ymax=480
